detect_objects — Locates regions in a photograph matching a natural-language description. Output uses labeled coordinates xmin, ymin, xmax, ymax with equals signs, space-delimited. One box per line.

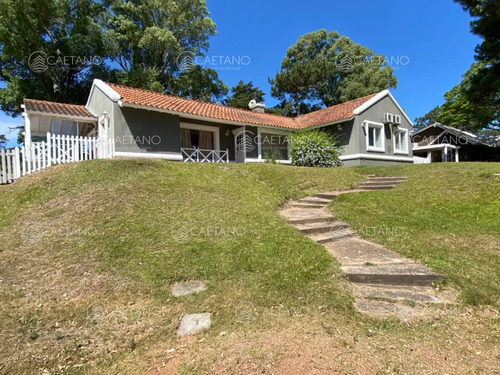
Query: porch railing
xmin=1 ymin=132 xmax=114 ymax=185
xmin=181 ymin=148 xmax=229 ymax=163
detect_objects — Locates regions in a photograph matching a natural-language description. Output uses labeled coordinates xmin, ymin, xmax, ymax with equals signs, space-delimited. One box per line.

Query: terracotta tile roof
xmin=24 ymin=99 xmax=96 ymax=119
xmin=107 ymin=83 xmax=378 ymax=129
xmin=295 ymin=93 xmax=378 ymax=128
xmin=107 ymin=83 xmax=297 ymax=129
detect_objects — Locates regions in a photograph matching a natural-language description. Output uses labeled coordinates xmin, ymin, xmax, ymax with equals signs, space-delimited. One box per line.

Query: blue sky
xmin=0 ymin=0 xmax=479 ymax=148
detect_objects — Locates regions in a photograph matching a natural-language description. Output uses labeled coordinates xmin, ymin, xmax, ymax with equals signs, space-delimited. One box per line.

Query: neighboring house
xmin=21 ymin=79 xmax=414 ymax=166
xmin=412 ymin=123 xmax=500 ymax=163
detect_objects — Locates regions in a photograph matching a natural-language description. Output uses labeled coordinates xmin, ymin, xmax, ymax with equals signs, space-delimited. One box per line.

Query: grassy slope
xmin=0 ymin=160 xmax=498 ymax=374
xmin=0 ymin=160 xmax=362 ymax=374
xmin=330 ymin=163 xmax=500 ymax=307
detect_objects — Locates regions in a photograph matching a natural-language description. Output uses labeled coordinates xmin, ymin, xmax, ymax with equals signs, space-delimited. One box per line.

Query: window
xmin=365 ymin=121 xmax=385 ymax=152
xmin=180 ymin=123 xmax=220 ymax=150
xmin=394 ymin=128 xmax=409 ymax=154
xmin=261 ymin=132 xmax=289 ymax=160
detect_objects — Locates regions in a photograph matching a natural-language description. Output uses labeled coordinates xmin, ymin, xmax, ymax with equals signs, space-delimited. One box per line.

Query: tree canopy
xmin=225 ymin=81 xmax=265 ymax=109
xmin=0 ymin=0 xmax=227 ymax=117
xmin=269 ymin=29 xmax=397 ymax=116
xmin=416 ymin=62 xmax=499 ymax=131
xmin=0 ymin=0 xmax=109 ymax=116
xmin=413 ymin=106 xmax=442 ymax=131
xmin=453 ymin=0 xmax=500 ymax=111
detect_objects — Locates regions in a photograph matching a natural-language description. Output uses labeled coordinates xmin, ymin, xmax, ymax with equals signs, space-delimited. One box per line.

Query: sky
xmin=0 ymin=0 xmax=480 ymax=148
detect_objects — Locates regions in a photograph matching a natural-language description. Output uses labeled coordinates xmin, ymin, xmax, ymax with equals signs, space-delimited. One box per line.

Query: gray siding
xmin=354 ymin=95 xmax=413 ymax=158
xmin=116 ymin=107 xmax=181 ymax=154
xmin=321 ymin=119 xmax=359 ymax=155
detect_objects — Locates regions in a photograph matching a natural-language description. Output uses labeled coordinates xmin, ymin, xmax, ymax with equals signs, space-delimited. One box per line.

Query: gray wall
xmin=354 ymin=95 xmax=413 ymax=158
xmin=87 ymin=86 xmax=181 ymax=155
xmin=321 ymin=119 xmax=359 ymax=155
xmin=116 ymin=107 xmax=180 ymax=154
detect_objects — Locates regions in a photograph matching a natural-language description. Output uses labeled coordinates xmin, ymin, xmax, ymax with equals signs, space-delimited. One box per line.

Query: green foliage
xmin=413 ymin=106 xmax=442 ymax=131
xmin=0 ymin=0 xmax=109 ymax=116
xmin=170 ymin=67 xmax=228 ymax=103
xmin=0 ymin=0 xmax=227 ymax=116
xmin=290 ymin=130 xmax=341 ymax=167
xmin=225 ymin=80 xmax=265 ymax=109
xmin=453 ymin=0 xmax=500 ymax=111
xmin=0 ymin=134 xmax=6 ymax=148
xmin=269 ymin=29 xmax=397 ymax=116
xmin=416 ymin=63 xmax=499 ymax=131
xmin=105 ymin=0 xmax=226 ymax=102
xmin=439 ymin=63 xmax=499 ymax=130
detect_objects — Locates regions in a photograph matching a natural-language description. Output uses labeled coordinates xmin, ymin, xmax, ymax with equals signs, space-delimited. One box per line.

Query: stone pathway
xmin=172 ymin=281 xmax=212 ymax=336
xmin=280 ymin=176 xmax=455 ymax=320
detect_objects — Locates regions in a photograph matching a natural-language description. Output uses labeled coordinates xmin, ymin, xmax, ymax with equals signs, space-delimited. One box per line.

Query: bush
xmin=290 ymin=130 xmax=341 ymax=167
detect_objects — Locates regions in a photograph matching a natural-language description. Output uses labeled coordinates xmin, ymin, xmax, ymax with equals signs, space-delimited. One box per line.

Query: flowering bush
xmin=290 ymin=130 xmax=341 ymax=167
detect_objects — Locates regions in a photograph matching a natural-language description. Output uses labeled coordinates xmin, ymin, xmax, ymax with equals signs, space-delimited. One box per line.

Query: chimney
xmin=248 ymin=100 xmax=266 ymax=113
xmin=252 ymin=103 xmax=266 ymax=113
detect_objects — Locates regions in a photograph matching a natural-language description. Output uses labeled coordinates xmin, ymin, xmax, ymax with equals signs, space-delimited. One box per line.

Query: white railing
xmin=181 ymin=148 xmax=229 ymax=163
xmin=0 ymin=132 xmax=114 ymax=185
xmin=413 ymin=155 xmax=431 ymax=164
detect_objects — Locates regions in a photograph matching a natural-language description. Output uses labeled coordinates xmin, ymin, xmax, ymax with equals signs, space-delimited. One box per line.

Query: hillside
xmin=0 ymin=161 xmax=498 ymax=374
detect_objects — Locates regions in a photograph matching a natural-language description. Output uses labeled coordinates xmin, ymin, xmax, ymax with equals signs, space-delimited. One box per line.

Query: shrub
xmin=290 ymin=130 xmax=341 ymax=167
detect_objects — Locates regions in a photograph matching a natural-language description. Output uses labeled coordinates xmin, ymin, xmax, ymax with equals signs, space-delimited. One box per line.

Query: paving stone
xmin=278 ymin=178 xmax=452 ymax=319
xmin=177 ymin=313 xmax=211 ymax=336
xmin=324 ymin=237 xmax=410 ymax=266
xmin=171 ymin=281 xmax=206 ymax=297
xmin=342 ymin=263 xmax=443 ymax=286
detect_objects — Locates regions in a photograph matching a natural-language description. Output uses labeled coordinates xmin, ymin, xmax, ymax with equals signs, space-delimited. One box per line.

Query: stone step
xmin=324 ymin=237 xmax=410 ymax=266
xmin=359 ymin=185 xmax=397 ymax=190
xmin=299 ymin=197 xmax=332 ymax=204
xmin=310 ymin=192 xmax=339 ymax=200
xmin=289 ymin=202 xmax=327 ymax=209
xmin=308 ymin=228 xmax=356 ymax=244
xmin=367 ymin=176 xmax=407 ymax=181
xmin=354 ymin=299 xmax=430 ymax=322
xmin=352 ymin=283 xmax=447 ymax=303
xmin=296 ymin=221 xmax=349 ymax=235
xmin=342 ymin=263 xmax=444 ymax=286
xmin=359 ymin=181 xmax=401 ymax=186
xmin=286 ymin=215 xmax=337 ymax=225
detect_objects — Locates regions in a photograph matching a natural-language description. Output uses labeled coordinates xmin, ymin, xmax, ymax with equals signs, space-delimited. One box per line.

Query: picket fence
xmin=0 ymin=132 xmax=114 ymax=184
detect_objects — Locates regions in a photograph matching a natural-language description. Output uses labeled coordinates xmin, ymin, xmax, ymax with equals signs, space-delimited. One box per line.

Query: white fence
xmin=413 ymin=155 xmax=431 ymax=164
xmin=181 ymin=148 xmax=229 ymax=163
xmin=1 ymin=132 xmax=114 ymax=184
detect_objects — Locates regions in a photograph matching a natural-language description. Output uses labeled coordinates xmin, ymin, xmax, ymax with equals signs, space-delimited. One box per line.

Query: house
xmin=412 ymin=123 xmax=500 ymax=163
xmin=21 ymin=79 xmax=414 ymax=166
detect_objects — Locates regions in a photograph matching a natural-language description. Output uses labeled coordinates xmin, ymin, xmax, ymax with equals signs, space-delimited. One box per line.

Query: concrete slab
xmin=324 ymin=238 xmax=410 ymax=266
xmin=171 ymin=281 xmax=206 ymax=297
xmin=342 ymin=263 xmax=443 ymax=286
xmin=177 ymin=313 xmax=211 ymax=336
xmin=355 ymin=299 xmax=428 ymax=322
xmin=352 ymin=284 xmax=442 ymax=303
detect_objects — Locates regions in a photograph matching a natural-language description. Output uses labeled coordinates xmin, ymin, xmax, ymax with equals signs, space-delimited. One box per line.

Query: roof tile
xmin=24 ymin=99 xmax=95 ymax=119
xmin=107 ymin=83 xmax=377 ymax=129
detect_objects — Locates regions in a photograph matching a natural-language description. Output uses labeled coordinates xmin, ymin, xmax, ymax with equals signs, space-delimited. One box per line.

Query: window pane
xmin=369 ymin=127 xmax=375 ymax=147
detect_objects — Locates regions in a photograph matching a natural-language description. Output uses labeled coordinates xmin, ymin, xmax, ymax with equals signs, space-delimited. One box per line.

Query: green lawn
xmin=0 ymin=160 xmax=498 ymax=374
xmin=330 ymin=163 xmax=500 ymax=307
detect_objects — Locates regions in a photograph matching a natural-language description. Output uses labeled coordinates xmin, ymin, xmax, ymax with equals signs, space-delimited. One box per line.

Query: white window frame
xmin=257 ymin=127 xmax=291 ymax=161
xmin=393 ymin=127 xmax=409 ymax=155
xmin=364 ymin=121 xmax=385 ymax=153
xmin=180 ymin=122 xmax=220 ymax=150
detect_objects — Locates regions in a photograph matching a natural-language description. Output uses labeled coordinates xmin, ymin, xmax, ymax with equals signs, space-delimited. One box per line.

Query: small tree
xmin=290 ymin=130 xmax=341 ymax=167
